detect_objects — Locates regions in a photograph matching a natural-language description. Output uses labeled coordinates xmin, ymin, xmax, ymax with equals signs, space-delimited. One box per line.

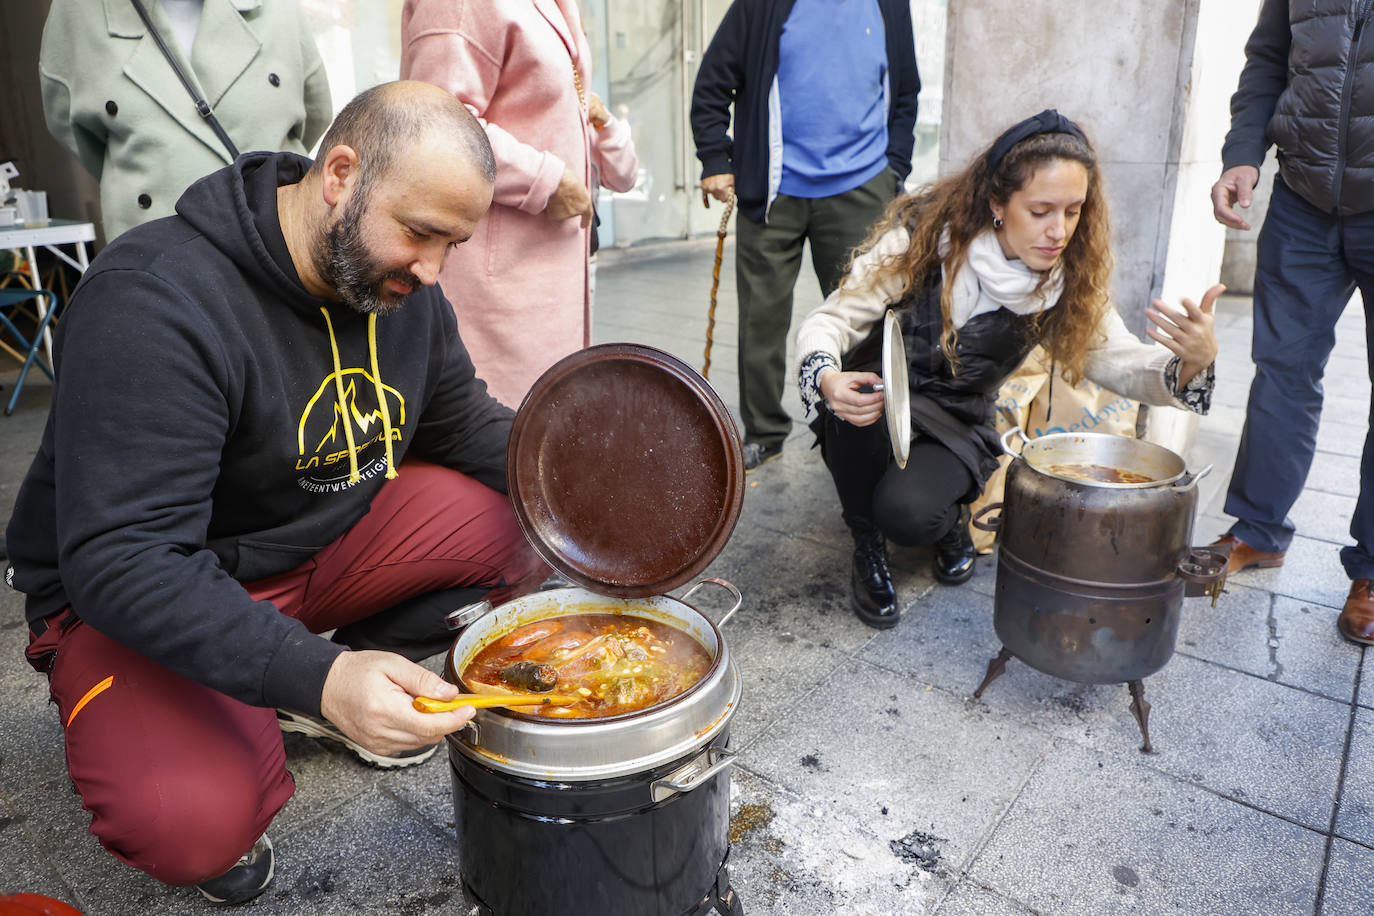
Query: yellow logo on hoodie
xmin=296 ymin=368 xmax=406 ymax=480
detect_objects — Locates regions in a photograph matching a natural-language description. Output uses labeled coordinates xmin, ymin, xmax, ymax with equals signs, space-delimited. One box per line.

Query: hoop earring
xmin=992 ymin=217 xmax=1004 ymax=230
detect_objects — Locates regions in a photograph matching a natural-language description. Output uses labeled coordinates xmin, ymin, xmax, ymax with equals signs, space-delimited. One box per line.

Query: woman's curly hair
xmin=850 ymin=129 xmax=1114 ymax=382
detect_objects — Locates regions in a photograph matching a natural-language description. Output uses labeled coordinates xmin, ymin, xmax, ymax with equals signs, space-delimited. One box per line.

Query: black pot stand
xmin=972 ymin=646 xmax=1156 ymax=753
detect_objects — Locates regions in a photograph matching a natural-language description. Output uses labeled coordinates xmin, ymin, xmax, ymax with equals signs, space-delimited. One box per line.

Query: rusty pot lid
xmin=506 ymin=343 xmax=745 ymax=597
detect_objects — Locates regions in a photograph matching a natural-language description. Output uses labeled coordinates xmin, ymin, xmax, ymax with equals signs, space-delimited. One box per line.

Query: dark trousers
xmin=1227 ymin=176 xmax=1374 ymax=578
xmin=735 ymin=167 xmax=897 ymax=448
xmin=818 ymin=410 xmax=975 ymax=545
xmin=24 ymin=460 xmax=546 ymax=887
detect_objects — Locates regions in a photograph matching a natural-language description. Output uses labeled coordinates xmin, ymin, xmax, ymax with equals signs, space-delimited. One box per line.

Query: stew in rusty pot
xmin=1041 ymin=463 xmax=1155 ymax=485
xmin=461 ymin=613 xmax=713 ymax=718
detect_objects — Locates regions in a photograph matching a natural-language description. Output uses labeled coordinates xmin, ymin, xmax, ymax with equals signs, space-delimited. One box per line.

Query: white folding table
xmin=0 ymin=219 xmax=96 ymax=364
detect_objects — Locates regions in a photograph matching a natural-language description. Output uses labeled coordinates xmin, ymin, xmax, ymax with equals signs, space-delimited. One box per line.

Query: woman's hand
xmin=820 ymin=370 xmax=886 ymax=426
xmin=1145 ymin=283 xmax=1224 ymax=386
xmin=587 ymin=92 xmax=611 ymax=130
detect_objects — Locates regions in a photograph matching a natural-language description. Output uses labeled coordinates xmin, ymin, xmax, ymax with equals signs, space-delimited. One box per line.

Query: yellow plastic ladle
xmin=413 ymin=693 xmax=580 ymax=713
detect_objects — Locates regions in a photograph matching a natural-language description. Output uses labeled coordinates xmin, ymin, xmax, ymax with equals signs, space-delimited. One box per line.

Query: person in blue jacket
xmin=691 ymin=0 xmax=919 ymax=471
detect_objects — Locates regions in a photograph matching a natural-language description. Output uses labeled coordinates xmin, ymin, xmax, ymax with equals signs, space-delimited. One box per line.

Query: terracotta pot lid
xmin=507 ymin=343 xmax=745 ymax=597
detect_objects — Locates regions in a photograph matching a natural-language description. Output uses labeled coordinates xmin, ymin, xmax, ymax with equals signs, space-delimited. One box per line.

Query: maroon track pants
xmin=24 ymin=460 xmax=545 ymax=886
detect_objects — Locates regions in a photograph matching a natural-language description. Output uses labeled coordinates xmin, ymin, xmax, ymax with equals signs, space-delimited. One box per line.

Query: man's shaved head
xmin=308 ymin=80 xmax=495 ymax=186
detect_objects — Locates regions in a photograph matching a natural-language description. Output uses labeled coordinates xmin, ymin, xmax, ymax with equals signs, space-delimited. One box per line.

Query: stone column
xmin=940 ymin=0 xmax=1260 ymax=448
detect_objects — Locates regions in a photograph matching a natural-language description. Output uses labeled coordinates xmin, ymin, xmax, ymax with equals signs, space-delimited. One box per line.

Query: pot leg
xmin=973 ymin=647 xmax=1015 ymax=698
xmin=1127 ymin=680 xmax=1153 ymax=754
xmin=712 ymin=864 xmax=744 ymax=916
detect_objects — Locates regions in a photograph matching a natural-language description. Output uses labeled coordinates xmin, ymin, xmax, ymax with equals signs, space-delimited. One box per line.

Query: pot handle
xmin=972 ymin=502 xmax=1003 ymax=532
xmin=445 ymin=599 xmax=493 ymax=632
xmin=1000 ymin=426 xmax=1029 ymax=456
xmin=1179 ymin=547 xmax=1228 ymax=604
xmin=650 ymin=746 xmax=737 ymax=803
xmin=1171 ymin=464 xmax=1213 ymax=493
xmin=681 ymin=577 xmax=743 ymax=627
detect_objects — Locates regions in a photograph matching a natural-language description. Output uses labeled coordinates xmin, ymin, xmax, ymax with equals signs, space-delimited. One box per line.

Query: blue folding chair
xmin=0 ymin=285 xmax=58 ymax=415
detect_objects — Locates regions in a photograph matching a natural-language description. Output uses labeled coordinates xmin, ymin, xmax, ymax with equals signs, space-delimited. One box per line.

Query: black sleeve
xmin=1220 ymin=0 xmax=1291 ymax=170
xmin=408 ymin=293 xmax=515 ymax=493
xmin=50 ymin=271 xmax=342 ymax=716
xmin=882 ymin=0 xmax=919 ymax=182
xmin=690 ymin=0 xmax=749 ymax=180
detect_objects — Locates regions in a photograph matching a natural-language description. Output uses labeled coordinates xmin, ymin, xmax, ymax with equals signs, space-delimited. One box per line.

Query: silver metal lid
xmin=882 ymin=309 xmax=910 ymax=469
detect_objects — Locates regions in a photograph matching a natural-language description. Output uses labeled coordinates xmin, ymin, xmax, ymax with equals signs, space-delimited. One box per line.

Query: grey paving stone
xmin=1290 ymin=485 xmax=1359 ymax=547
xmin=725 ymin=769 xmax=950 ymax=915
xmin=1335 ymin=707 xmax=1374 ymax=846
xmin=1308 ymin=449 xmax=1363 ymax=499
xmin=697 ymin=523 xmax=880 ymax=748
xmin=1320 ymin=838 xmax=1374 ymax=916
xmin=932 ymin=881 xmax=1043 ymax=915
xmin=1175 ymin=583 xmax=1361 ymax=702
xmin=967 ymin=741 xmax=1326 ymax=916
xmin=0 ymin=794 xmax=76 ymax=902
xmin=1093 ymin=654 xmax=1348 ymax=830
xmin=231 ymin=790 xmax=465 ymax=916
xmin=737 ymin=660 xmax=1054 ymax=877
xmin=1316 ymin=416 xmax=1370 ymax=460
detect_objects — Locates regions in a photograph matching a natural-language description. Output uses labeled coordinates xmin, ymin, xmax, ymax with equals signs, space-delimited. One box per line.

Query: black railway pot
xmin=450 ymin=732 xmax=733 ymax=916
xmin=972 ymin=430 xmax=1227 ymax=751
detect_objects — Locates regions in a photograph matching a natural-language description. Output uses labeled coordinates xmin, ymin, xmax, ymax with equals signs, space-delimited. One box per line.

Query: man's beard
xmin=315 ymin=184 xmax=421 ymax=316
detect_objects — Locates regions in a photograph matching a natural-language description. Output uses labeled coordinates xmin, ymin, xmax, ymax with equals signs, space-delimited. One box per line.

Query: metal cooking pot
xmin=973 ymin=428 xmax=1226 ymax=685
xmin=444 ymin=578 xmax=742 ymax=780
xmin=443 ymin=579 xmax=743 ymax=916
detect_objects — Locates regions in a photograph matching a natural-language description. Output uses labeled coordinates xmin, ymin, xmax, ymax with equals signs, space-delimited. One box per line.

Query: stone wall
xmin=939 ymin=0 xmax=1260 ymax=331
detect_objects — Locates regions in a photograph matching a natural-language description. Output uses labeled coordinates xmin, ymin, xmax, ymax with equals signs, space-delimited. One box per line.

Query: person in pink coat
xmin=401 ymin=0 xmax=639 ymax=408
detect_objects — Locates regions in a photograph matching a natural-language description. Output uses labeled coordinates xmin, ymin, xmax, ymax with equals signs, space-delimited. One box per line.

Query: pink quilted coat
xmin=401 ymin=0 xmax=639 ymax=408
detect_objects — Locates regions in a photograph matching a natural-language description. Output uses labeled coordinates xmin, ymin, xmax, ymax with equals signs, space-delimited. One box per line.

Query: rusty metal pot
xmin=973 ymin=428 xmax=1226 ymax=685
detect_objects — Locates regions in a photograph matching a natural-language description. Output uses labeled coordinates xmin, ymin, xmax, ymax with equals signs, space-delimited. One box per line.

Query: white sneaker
xmin=276 ymin=710 xmax=439 ymax=769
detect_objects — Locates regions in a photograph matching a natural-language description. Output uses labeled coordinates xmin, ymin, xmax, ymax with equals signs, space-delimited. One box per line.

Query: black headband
xmin=985 ymin=109 xmax=1089 ymax=176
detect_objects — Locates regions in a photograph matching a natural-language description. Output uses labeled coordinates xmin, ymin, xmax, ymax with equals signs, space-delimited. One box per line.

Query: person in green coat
xmin=39 ymin=0 xmax=333 ymax=241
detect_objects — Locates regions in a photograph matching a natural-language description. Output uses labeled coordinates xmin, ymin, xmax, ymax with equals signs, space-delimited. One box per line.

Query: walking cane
xmin=702 ymin=188 xmax=735 ymax=380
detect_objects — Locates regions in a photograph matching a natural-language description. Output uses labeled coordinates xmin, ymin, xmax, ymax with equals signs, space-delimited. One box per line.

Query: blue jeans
xmin=1226 ymin=176 xmax=1374 ymax=578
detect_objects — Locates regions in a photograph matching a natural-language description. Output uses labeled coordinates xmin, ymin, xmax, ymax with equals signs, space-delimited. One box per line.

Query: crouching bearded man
xmin=4 ymin=81 xmax=548 ymax=906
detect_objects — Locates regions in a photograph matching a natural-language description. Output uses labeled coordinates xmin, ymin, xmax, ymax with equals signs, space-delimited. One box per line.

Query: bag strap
xmin=127 ymin=0 xmax=240 ymax=160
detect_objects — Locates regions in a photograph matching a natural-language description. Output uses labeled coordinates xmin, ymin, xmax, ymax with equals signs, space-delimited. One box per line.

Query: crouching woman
xmin=795 ymin=110 xmax=1222 ymax=629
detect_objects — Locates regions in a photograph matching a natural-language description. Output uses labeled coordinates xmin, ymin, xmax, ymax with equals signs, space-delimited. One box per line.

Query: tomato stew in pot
xmin=462 ymin=613 xmax=713 ymax=718
xmin=1042 ymin=463 xmax=1155 ymax=485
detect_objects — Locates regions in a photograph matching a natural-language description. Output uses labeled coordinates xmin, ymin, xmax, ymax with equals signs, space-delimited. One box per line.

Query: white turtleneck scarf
xmin=943 ymin=228 xmax=1065 ymax=330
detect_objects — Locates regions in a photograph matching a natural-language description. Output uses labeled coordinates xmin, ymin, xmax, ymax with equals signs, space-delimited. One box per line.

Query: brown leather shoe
xmin=1338 ymin=579 xmax=1374 ymax=646
xmin=1211 ymin=533 xmax=1286 ymax=576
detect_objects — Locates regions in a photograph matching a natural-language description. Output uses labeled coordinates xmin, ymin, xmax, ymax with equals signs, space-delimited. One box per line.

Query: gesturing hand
xmin=546 ymin=170 xmax=594 ymax=226
xmin=1210 ymin=166 xmax=1260 ymax=230
xmin=319 ymin=650 xmax=473 ymax=758
xmin=1145 ymin=283 xmax=1224 ymax=387
xmin=819 ymin=369 xmax=886 ymax=427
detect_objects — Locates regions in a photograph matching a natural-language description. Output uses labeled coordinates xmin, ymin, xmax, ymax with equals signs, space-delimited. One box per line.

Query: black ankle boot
xmin=933 ymin=505 xmax=976 ymax=585
xmin=851 ymin=530 xmax=899 ymax=628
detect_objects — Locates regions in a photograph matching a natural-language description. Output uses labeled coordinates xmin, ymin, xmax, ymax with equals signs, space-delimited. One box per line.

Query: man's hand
xmin=545 ymin=170 xmax=594 ymax=226
xmin=1210 ymin=165 xmax=1261 ymax=230
xmin=319 ymin=650 xmax=472 ymax=758
xmin=1146 ymin=283 xmax=1225 ymax=387
xmin=701 ymin=173 xmax=734 ymax=205
xmin=820 ymin=369 xmax=886 ymax=427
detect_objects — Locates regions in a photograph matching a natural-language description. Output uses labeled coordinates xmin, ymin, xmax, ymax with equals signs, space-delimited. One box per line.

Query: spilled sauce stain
xmin=730 ymin=802 xmax=775 ymax=844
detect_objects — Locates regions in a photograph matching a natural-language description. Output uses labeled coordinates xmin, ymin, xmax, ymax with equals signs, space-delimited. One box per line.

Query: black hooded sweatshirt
xmin=6 ymin=152 xmax=514 ymax=716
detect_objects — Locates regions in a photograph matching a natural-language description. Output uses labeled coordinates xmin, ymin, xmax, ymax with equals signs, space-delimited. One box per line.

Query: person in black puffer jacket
xmin=1208 ymin=0 xmax=1374 ymax=645
xmin=796 ymin=112 xmax=1223 ymax=629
